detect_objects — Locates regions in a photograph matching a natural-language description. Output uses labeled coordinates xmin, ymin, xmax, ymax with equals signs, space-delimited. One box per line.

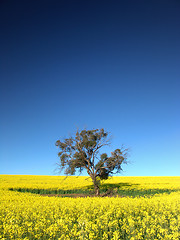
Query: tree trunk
xmin=92 ymin=178 xmax=100 ymax=196
xmin=94 ymin=184 xmax=100 ymax=196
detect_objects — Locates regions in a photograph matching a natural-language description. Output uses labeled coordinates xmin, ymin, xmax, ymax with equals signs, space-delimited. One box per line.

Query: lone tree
xmin=55 ymin=128 xmax=128 ymax=196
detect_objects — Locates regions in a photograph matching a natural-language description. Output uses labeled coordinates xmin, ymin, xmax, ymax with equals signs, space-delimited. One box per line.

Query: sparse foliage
xmin=55 ymin=128 xmax=129 ymax=195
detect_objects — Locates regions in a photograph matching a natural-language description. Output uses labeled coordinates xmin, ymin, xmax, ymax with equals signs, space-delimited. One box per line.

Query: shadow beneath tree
xmin=85 ymin=182 xmax=179 ymax=197
xmin=85 ymin=182 xmax=138 ymax=190
xmin=9 ymin=181 xmax=180 ymax=197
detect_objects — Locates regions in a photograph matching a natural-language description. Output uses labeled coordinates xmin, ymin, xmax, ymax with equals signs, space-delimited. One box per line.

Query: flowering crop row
xmin=0 ymin=176 xmax=180 ymax=239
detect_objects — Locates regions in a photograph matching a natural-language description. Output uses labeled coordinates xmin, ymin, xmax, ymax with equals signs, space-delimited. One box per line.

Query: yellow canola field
xmin=1 ymin=175 xmax=180 ymax=191
xmin=0 ymin=175 xmax=180 ymax=240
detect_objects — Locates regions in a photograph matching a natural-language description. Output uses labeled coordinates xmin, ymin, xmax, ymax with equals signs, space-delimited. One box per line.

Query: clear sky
xmin=0 ymin=0 xmax=180 ymax=176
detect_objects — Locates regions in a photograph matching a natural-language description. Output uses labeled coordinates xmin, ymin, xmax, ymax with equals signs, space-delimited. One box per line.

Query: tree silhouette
xmin=55 ymin=128 xmax=129 ymax=195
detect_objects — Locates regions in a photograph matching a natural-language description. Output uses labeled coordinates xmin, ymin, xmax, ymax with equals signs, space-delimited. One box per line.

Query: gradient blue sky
xmin=1 ymin=0 xmax=180 ymax=176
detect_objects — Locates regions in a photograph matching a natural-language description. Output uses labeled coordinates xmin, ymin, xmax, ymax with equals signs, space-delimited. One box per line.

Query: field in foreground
xmin=0 ymin=175 xmax=180 ymax=239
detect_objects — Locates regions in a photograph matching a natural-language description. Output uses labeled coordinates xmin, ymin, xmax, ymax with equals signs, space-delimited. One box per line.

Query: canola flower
xmin=0 ymin=175 xmax=180 ymax=239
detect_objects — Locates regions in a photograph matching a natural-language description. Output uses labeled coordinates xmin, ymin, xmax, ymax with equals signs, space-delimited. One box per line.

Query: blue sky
xmin=1 ymin=0 xmax=180 ymax=176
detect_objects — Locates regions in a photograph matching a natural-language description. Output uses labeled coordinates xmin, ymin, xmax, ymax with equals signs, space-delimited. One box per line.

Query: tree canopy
xmin=55 ymin=128 xmax=129 ymax=195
